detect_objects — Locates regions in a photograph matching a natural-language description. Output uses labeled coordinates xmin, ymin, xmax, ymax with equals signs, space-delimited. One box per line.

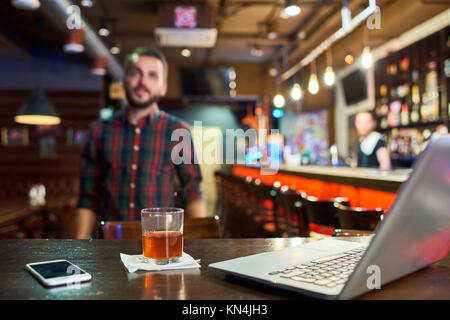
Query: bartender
xmin=352 ymin=111 xmax=391 ymax=170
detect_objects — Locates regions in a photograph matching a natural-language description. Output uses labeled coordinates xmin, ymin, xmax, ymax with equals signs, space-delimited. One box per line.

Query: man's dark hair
xmin=124 ymin=46 xmax=168 ymax=81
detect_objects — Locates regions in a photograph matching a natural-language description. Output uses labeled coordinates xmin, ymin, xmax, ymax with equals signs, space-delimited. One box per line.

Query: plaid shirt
xmin=76 ymin=106 xmax=203 ymax=221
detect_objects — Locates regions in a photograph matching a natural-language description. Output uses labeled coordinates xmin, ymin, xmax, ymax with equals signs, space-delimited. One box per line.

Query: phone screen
xmin=30 ymin=261 xmax=86 ymax=279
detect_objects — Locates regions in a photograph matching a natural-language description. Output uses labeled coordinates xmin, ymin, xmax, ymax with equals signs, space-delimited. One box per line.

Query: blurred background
xmin=0 ymin=0 xmax=448 ymax=239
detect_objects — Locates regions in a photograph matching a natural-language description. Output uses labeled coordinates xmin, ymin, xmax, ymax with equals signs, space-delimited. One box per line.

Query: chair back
xmin=275 ymin=186 xmax=308 ymax=237
xmin=248 ymin=179 xmax=279 ymax=237
xmin=334 ymin=203 xmax=384 ymax=231
xmin=303 ymin=196 xmax=350 ymax=236
xmin=100 ymin=216 xmax=221 ymax=240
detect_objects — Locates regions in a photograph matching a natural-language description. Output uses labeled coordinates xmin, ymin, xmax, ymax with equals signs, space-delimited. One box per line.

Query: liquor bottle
xmin=411 ymin=104 xmax=420 ymax=123
xmin=400 ymin=56 xmax=410 ymax=72
xmin=401 ymin=104 xmax=409 ymax=126
xmin=388 ymin=101 xmax=401 ymax=127
xmin=424 ymin=62 xmax=439 ymax=121
xmin=411 ymin=84 xmax=421 ymax=123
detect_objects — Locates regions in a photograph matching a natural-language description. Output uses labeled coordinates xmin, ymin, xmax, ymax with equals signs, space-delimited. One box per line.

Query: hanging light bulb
xmin=308 ymin=74 xmax=319 ymax=95
xmin=308 ymin=60 xmax=319 ymax=95
xmin=324 ymin=47 xmax=335 ymax=86
xmin=283 ymin=0 xmax=301 ymax=17
xmin=273 ymin=94 xmax=285 ymax=108
xmin=361 ymin=47 xmax=373 ymax=69
xmin=324 ymin=66 xmax=335 ymax=86
xmin=291 ymin=83 xmax=302 ymax=101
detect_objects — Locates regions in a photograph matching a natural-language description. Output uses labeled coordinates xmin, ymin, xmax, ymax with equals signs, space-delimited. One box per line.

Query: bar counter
xmin=0 ymin=238 xmax=448 ymax=300
xmin=232 ymin=165 xmax=412 ymax=210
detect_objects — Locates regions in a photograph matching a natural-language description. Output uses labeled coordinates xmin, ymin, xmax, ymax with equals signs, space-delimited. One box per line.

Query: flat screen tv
xmin=180 ymin=66 xmax=232 ymax=96
xmin=342 ymin=69 xmax=367 ymax=106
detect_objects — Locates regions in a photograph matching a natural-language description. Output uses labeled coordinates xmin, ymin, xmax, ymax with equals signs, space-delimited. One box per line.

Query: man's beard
xmin=125 ymin=86 xmax=161 ymax=110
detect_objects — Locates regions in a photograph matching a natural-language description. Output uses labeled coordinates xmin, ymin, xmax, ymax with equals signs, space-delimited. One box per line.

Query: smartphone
xmin=26 ymin=260 xmax=92 ymax=287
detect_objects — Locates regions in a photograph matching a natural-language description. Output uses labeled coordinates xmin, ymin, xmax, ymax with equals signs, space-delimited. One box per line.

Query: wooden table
xmin=0 ymin=238 xmax=448 ymax=300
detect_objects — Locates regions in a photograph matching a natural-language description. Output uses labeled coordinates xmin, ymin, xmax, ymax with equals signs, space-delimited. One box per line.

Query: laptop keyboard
xmin=268 ymin=247 xmax=366 ymax=288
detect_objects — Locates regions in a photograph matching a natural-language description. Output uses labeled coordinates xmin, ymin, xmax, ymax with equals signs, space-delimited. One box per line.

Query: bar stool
xmin=333 ymin=203 xmax=384 ymax=235
xmin=275 ymin=185 xmax=309 ymax=237
xmin=248 ymin=179 xmax=279 ymax=237
xmin=220 ymin=173 xmax=250 ymax=237
xmin=303 ymin=196 xmax=350 ymax=237
xmin=214 ymin=171 xmax=225 ymax=219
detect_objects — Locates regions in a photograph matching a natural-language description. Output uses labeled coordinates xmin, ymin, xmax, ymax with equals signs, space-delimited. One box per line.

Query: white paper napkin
xmin=120 ymin=252 xmax=201 ymax=273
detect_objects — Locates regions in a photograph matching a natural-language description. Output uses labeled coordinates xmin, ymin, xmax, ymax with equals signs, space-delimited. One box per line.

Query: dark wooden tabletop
xmin=0 ymin=238 xmax=448 ymax=300
xmin=0 ymin=196 xmax=75 ymax=228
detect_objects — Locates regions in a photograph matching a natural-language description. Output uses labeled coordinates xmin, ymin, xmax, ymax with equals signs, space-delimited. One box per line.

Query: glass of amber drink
xmin=141 ymin=208 xmax=184 ymax=265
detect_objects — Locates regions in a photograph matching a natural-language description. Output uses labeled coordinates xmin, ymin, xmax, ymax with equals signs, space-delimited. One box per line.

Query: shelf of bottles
xmin=374 ymin=26 xmax=449 ymax=166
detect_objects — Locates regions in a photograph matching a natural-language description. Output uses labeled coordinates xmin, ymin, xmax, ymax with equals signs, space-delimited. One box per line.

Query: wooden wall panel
xmin=0 ymin=89 xmax=101 ymax=199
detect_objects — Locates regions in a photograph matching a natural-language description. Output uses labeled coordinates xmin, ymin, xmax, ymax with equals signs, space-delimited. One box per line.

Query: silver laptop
xmin=209 ymin=135 xmax=450 ymax=299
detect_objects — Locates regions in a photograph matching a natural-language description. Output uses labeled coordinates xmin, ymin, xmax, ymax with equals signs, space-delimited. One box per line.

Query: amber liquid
xmin=142 ymin=231 xmax=183 ymax=260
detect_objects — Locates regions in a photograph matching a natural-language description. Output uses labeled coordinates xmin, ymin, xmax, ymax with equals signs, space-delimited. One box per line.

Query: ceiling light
xmin=228 ymin=69 xmax=236 ymax=81
xmin=98 ymin=27 xmax=110 ymax=37
xmin=81 ymin=0 xmax=93 ymax=7
xmin=63 ymin=29 xmax=86 ymax=53
xmin=324 ymin=66 xmax=335 ymax=86
xmin=269 ymin=68 xmax=277 ymax=77
xmin=273 ymin=94 xmax=285 ymax=108
xmin=345 ymin=53 xmax=354 ymax=65
xmin=251 ymin=44 xmax=263 ymax=57
xmin=266 ymin=23 xmax=278 ymax=40
xmin=91 ymin=57 xmax=107 ymax=76
xmin=361 ymin=47 xmax=373 ymax=69
xmin=291 ymin=83 xmax=302 ymax=101
xmin=98 ymin=20 xmax=110 ymax=37
xmin=267 ymin=32 xmax=278 ymax=40
xmin=15 ymin=88 xmax=61 ymax=125
xmin=284 ymin=1 xmax=301 ymax=17
xmin=308 ymin=73 xmax=319 ymax=95
xmin=181 ymin=48 xmax=191 ymax=57
xmin=11 ymin=0 xmax=40 ymax=10
xmin=297 ymin=31 xmax=307 ymax=40
xmin=110 ymin=45 xmax=120 ymax=55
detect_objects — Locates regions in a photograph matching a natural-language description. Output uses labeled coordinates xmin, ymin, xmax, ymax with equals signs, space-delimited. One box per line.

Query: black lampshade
xmin=15 ymin=88 xmax=61 ymax=125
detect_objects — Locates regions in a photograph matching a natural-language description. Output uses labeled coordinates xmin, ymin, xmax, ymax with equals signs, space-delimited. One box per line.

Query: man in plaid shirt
xmin=75 ymin=47 xmax=206 ymax=239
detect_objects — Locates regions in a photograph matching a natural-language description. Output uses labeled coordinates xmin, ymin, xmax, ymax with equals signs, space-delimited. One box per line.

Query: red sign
xmin=174 ymin=6 xmax=197 ymax=28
